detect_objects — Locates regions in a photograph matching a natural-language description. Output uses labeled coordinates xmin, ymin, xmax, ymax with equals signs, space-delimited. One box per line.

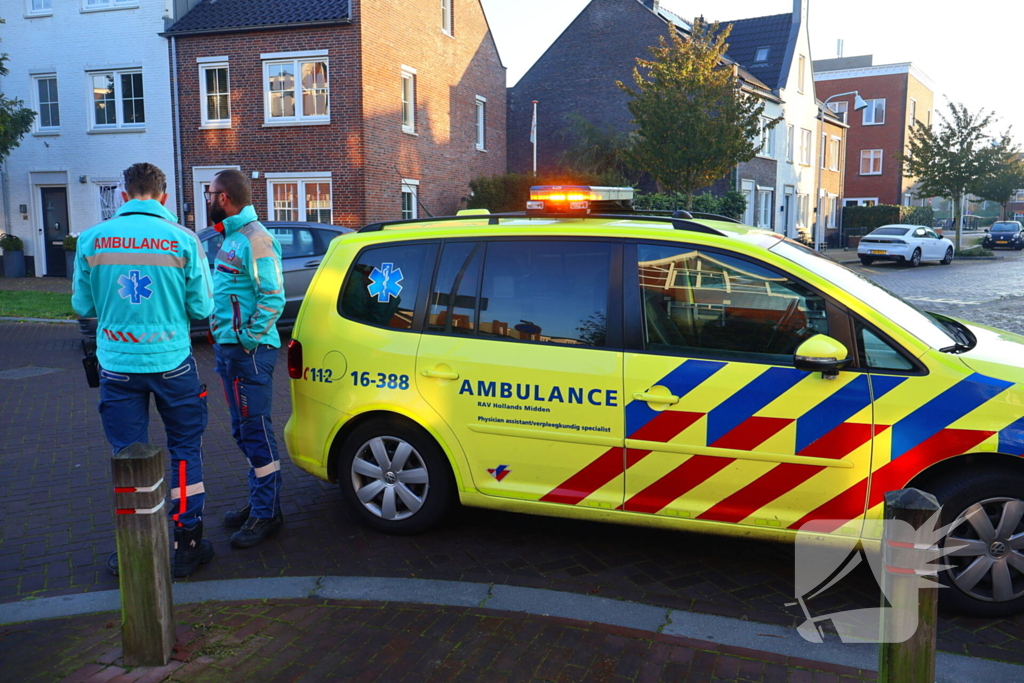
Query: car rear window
xmin=871 ymin=227 xmax=910 ymax=236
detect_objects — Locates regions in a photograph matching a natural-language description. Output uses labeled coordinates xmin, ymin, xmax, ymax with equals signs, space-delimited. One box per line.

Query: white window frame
xmin=829 ymin=136 xmax=841 ymax=172
xmin=264 ymin=172 xmax=333 ymax=223
xmin=87 ymin=68 xmax=145 ymax=132
xmin=909 ymin=98 xmax=917 ymax=124
xmin=798 ymin=55 xmax=806 ymax=93
xmin=261 ymin=51 xmax=330 ymax=127
xmin=860 ymin=149 xmax=883 ymax=175
xmin=799 ymin=128 xmax=812 ymax=166
xmin=758 ymin=117 xmax=774 ymax=158
xmin=756 ymin=188 xmax=773 ymax=229
xmin=94 ymin=179 xmax=124 ymax=222
xmin=198 ymin=59 xmax=230 ymax=129
xmin=786 ymin=124 xmax=794 ymax=163
xmin=401 ymin=66 xmax=417 ymax=134
xmin=827 ymin=101 xmax=848 ymax=125
xmin=27 ymin=0 xmax=52 ymax=17
xmin=863 ymin=98 xmax=886 ymax=125
xmin=826 ymin=195 xmax=839 ymax=228
xmin=819 ymin=132 xmax=827 ymax=169
xmin=82 ymin=0 xmax=138 ymax=12
xmin=31 ymin=73 xmax=59 ymax=133
xmin=401 ymin=179 xmax=419 ymax=220
xmin=441 ymin=0 xmax=452 ymax=36
xmin=475 ymin=96 xmax=486 ymax=151
xmin=796 ymin=193 xmax=809 ymax=228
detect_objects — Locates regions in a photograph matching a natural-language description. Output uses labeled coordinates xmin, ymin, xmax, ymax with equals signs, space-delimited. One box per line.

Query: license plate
xmin=870 ymin=250 xmax=886 ymax=255
xmin=997 ymin=240 xmax=1008 ymax=244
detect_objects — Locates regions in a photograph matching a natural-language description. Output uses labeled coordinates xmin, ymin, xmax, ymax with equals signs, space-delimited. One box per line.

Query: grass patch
xmin=956 ymin=246 xmax=994 ymax=257
xmin=0 ymin=291 xmax=76 ymax=319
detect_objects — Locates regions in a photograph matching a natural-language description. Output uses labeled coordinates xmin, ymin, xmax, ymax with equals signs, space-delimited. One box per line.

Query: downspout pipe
xmin=171 ymin=35 xmax=185 ymax=224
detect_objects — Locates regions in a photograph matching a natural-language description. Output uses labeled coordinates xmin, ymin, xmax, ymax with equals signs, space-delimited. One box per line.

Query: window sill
xmin=199 ymin=122 xmax=232 ymax=130
xmin=476 ymin=146 xmax=486 ymax=153
xmin=402 ymin=128 xmax=418 ymax=136
xmin=262 ymin=119 xmax=331 ymax=128
xmin=81 ymin=4 xmax=139 ymax=13
xmin=756 ymin=154 xmax=774 ymax=160
xmin=859 ymin=172 xmax=882 ymax=176
xmin=25 ymin=12 xmax=53 ymax=18
xmin=863 ymin=122 xmax=884 ymax=126
xmin=87 ymin=127 xmax=146 ymax=135
xmin=33 ymin=130 xmax=60 ymax=137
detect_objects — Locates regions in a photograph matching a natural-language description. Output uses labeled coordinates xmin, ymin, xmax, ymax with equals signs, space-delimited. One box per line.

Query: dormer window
xmin=754 ymin=47 xmax=770 ymax=63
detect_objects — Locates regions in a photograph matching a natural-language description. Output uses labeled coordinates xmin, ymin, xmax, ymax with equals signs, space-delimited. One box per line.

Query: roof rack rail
xmin=639 ymin=209 xmax=741 ymax=224
xmin=357 ymin=212 xmax=728 ymax=237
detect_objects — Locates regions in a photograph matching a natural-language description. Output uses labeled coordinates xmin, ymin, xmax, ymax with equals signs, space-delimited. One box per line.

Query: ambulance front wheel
xmin=930 ymin=469 xmax=1024 ymax=617
xmin=338 ymin=417 xmax=456 ymax=535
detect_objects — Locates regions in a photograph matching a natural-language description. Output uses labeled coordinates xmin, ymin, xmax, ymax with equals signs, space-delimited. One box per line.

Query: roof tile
xmin=166 ymin=0 xmax=351 ymax=35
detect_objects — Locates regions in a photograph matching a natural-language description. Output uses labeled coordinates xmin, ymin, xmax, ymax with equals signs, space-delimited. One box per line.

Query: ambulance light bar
xmin=526 ymin=185 xmax=634 ymax=216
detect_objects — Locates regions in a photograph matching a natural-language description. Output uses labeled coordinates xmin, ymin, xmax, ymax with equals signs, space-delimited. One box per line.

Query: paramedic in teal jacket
xmin=72 ymin=162 xmax=215 ymax=578
xmin=206 ymin=169 xmax=286 ymax=549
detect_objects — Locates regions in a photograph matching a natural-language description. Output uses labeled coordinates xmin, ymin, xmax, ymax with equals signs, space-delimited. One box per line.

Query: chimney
xmin=639 ymin=0 xmax=660 ymax=12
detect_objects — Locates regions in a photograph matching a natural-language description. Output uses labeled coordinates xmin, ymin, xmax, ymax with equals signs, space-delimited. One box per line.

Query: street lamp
xmin=817 ymin=91 xmax=868 ymax=251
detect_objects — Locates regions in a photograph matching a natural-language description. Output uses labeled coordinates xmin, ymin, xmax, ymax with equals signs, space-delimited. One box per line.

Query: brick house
xmin=164 ymin=0 xmax=505 ymax=230
xmin=818 ymin=110 xmax=849 ymax=244
xmin=813 ymin=55 xmax=936 ymax=209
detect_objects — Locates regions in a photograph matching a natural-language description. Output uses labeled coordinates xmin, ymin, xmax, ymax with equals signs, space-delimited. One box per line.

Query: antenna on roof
xmin=837 ymin=39 xmax=844 ymax=58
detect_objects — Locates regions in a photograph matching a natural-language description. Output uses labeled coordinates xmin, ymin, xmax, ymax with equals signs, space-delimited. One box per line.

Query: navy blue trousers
xmin=214 ymin=343 xmax=283 ymax=519
xmin=99 ymin=356 xmax=208 ymax=529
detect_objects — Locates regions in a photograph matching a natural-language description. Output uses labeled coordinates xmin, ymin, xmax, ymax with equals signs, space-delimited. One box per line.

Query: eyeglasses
xmin=203 ymin=190 xmax=224 ymax=201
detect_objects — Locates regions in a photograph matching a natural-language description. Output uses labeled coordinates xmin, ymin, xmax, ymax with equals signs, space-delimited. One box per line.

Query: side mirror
xmin=794 ymin=334 xmax=852 ymax=379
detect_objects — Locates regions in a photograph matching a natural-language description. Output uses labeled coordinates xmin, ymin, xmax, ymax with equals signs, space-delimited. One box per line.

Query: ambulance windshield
xmin=770 ymin=240 xmax=957 ymax=349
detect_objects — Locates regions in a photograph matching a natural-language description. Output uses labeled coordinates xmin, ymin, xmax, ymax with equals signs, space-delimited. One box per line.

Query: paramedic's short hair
xmin=122 ymin=163 xmax=167 ymax=198
xmin=214 ymin=169 xmax=252 ymax=207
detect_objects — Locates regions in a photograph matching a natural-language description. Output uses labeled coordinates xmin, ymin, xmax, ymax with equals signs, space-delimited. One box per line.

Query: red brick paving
xmin=0 ymin=600 xmax=877 ymax=683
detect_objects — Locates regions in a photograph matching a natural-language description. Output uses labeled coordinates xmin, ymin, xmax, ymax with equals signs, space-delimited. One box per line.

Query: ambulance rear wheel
xmin=930 ymin=469 xmax=1024 ymax=617
xmin=338 ymin=418 xmax=455 ymax=535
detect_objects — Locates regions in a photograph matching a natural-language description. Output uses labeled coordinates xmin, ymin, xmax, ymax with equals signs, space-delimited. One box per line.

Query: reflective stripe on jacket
xmin=209 ymin=205 xmax=285 ymax=350
xmin=72 ymin=199 xmax=214 ymax=373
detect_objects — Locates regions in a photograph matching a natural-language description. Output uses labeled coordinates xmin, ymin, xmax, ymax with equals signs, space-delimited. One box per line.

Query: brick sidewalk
xmin=0 ymin=599 xmax=877 ymax=683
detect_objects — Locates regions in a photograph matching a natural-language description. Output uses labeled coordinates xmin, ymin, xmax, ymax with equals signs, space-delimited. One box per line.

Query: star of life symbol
xmin=117 ymin=270 xmax=153 ymax=305
xmin=367 ymin=262 xmax=404 ymax=303
xmin=791 ymin=507 xmax=970 ymax=644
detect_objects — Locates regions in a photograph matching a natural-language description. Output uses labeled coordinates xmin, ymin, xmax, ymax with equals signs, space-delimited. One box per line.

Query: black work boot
xmin=222 ymin=503 xmax=252 ymax=530
xmin=230 ymin=512 xmax=283 ymax=549
xmin=173 ymin=521 xmax=215 ymax=578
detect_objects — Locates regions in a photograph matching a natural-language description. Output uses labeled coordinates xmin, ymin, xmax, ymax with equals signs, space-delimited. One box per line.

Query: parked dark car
xmin=78 ymin=221 xmax=353 ymax=339
xmin=982 ymin=221 xmax=1024 ymax=250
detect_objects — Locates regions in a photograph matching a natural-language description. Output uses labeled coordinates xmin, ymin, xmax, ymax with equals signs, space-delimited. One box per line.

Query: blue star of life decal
xmin=117 ymin=270 xmax=154 ymax=305
xmin=367 ymin=262 xmax=404 ymax=303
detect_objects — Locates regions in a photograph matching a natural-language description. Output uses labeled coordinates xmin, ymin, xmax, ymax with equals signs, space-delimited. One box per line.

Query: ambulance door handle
xmin=633 ymin=392 xmax=679 ymax=405
xmin=421 ymin=368 xmax=459 ymax=380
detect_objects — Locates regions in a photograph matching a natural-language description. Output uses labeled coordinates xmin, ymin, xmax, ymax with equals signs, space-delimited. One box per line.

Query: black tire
xmin=338 ymin=417 xmax=456 ymax=535
xmin=859 ymin=256 xmax=874 ymax=266
xmin=907 ymin=248 xmax=922 ymax=267
xmin=941 ymin=247 xmax=954 ymax=265
xmin=925 ymin=469 xmax=1024 ymax=617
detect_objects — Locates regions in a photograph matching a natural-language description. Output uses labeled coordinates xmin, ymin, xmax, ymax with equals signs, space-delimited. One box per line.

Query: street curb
xmin=0 ymin=316 xmax=77 ymax=323
xmin=2 ymin=576 xmax=1022 ymax=682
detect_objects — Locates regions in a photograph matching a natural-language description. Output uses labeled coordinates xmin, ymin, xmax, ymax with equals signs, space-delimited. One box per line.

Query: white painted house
xmin=0 ymin=0 xmax=182 ymax=277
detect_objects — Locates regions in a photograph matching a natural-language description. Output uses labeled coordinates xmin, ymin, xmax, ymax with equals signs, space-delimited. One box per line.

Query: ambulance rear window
xmin=339 ymin=242 xmax=435 ymax=329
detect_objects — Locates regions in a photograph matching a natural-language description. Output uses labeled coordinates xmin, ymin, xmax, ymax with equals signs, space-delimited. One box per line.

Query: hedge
xmin=842 ymin=204 xmax=935 ymax=230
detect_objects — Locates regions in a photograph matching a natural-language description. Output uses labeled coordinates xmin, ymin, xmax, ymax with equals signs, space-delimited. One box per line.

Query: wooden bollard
xmin=112 ymin=443 xmax=175 ymax=666
xmin=878 ymin=488 xmax=940 ymax=683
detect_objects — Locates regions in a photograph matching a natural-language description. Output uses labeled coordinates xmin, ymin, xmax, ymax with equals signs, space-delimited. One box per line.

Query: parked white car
xmin=857 ymin=224 xmax=954 ymax=267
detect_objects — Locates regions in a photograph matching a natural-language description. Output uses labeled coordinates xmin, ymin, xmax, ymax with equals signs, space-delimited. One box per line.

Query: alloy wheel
xmin=945 ymin=497 xmax=1024 ymax=602
xmin=350 ymin=436 xmax=430 ymax=521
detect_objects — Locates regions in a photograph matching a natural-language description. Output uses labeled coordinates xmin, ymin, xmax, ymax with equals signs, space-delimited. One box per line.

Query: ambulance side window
xmin=338 ymin=243 xmax=433 ymax=329
xmin=637 ymin=244 xmax=829 ymax=361
xmin=427 ymin=241 xmax=483 ymax=335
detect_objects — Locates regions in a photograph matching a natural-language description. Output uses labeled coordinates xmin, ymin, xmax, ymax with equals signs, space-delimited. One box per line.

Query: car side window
xmin=857 ymin=323 xmax=915 ymax=371
xmin=473 ymin=240 xmax=613 ymax=347
xmin=925 ymin=228 xmax=940 ymax=239
xmin=428 ymin=241 xmax=483 ymax=335
xmin=913 ymin=228 xmax=927 ymax=238
xmin=203 ymin=234 xmax=224 ymax=267
xmin=637 ymin=244 xmax=829 ymax=361
xmin=339 ymin=243 xmax=434 ymax=329
xmin=270 ymin=227 xmax=316 ymax=259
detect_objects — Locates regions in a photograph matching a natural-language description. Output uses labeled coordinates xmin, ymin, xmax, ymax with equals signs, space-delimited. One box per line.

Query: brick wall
xmin=175 ymin=0 xmax=505 ymax=230
xmin=815 ymin=73 xmax=907 ymax=205
xmin=506 ymin=0 xmax=667 ymax=174
xmin=903 ymin=73 xmax=935 ymax=199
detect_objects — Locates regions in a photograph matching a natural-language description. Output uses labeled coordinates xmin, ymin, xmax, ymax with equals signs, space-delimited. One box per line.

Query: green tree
xmin=899 ymin=102 xmax=1003 ymax=246
xmin=970 ymin=146 xmax=1024 ymax=220
xmin=0 ymin=18 xmax=35 ymax=169
xmin=617 ymin=18 xmax=775 ymax=210
xmin=558 ymin=112 xmax=630 ymax=182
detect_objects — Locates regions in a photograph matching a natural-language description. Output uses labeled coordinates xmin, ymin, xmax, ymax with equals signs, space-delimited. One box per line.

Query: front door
xmin=416 ymin=238 xmax=625 ymax=507
xmin=41 ymin=187 xmax=69 ymax=276
xmin=621 ymin=241 xmax=875 ymax=536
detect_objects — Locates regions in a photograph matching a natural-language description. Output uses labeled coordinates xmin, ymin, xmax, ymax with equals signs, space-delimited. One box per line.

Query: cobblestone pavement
xmin=2 ymin=253 xmax=1024 ymax=666
xmin=0 ymin=600 xmax=876 ymax=683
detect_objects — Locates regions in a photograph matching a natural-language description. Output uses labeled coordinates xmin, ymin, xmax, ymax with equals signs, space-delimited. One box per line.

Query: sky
xmin=480 ymin=0 xmax=1024 ymax=141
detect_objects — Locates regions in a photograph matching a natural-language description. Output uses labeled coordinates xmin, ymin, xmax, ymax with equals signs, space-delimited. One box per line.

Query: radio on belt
xmin=526 ymin=185 xmax=634 ymax=216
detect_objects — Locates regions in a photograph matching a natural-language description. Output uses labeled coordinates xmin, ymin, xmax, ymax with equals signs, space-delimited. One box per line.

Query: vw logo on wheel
xmin=384 ymin=471 xmax=398 ymax=485
xmin=990 ymin=541 xmax=1008 ymax=558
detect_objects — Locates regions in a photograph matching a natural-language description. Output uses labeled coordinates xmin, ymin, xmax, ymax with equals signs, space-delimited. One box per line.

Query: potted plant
xmin=0 ymin=232 xmax=26 ymax=278
xmin=63 ymin=233 xmax=78 ymax=279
